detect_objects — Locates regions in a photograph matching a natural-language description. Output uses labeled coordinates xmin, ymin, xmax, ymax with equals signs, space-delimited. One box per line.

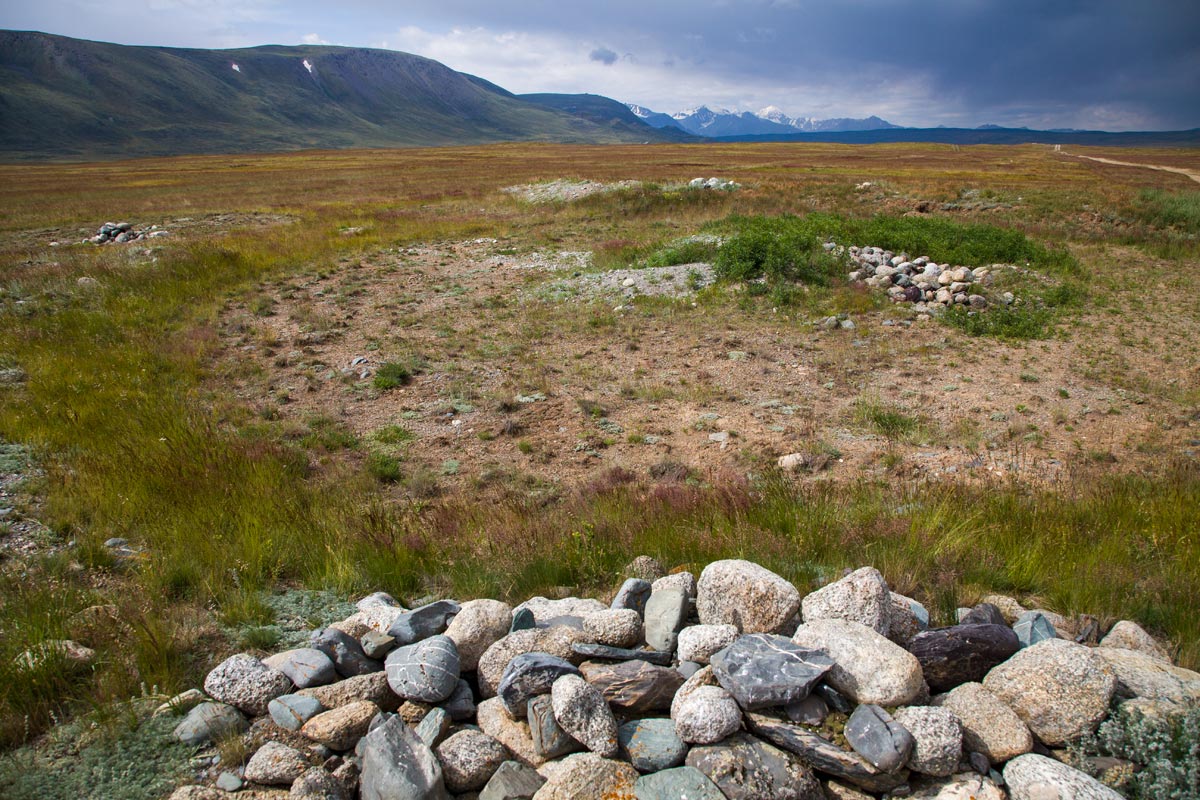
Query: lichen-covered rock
xmin=696 ymin=560 xmax=801 ymax=634
xmin=1091 ymin=646 xmax=1200 ymax=705
xmin=477 ymin=697 xmax=546 ymax=767
xmin=385 ymin=635 xmax=460 ymax=703
xmin=531 ymin=752 xmax=637 ymax=800
xmin=290 ymin=766 xmax=349 ymax=800
xmin=670 ymin=666 xmax=741 ymax=745
xmin=932 ymin=681 xmax=1032 ymax=764
xmin=791 ymin=619 xmax=924 ymax=706
xmin=685 ymin=732 xmax=822 ymax=800
xmin=515 ymin=596 xmax=606 ymax=623
xmin=582 ymin=609 xmax=643 ymax=648
xmin=1100 ymin=620 xmax=1171 ymax=662
xmin=633 ymin=766 xmax=723 ymax=800
xmin=677 ymin=624 xmax=739 ymax=665
xmin=891 ymin=706 xmax=962 ymax=777
xmin=1003 ymin=753 xmax=1124 ymax=800
xmin=446 ymin=599 xmax=513 ymax=672
xmin=477 ymin=626 xmax=591 ymax=698
xmin=245 ymin=740 xmax=309 ymax=786
xmin=907 ymin=773 xmax=1004 ymax=800
xmin=301 ymin=700 xmax=379 ymax=751
xmin=298 ymin=671 xmax=399 ymax=711
xmin=359 ymin=714 xmax=449 ymax=800
xmin=618 ymin=718 xmax=688 ymax=773
xmin=204 ymin=653 xmax=293 ymax=716
xmin=983 ymin=638 xmax=1116 ymax=746
xmin=625 ymin=556 xmax=667 ymax=582
xmin=650 ymin=571 xmax=696 ymax=598
xmin=551 ymin=674 xmax=618 ymax=757
xmin=800 ymin=567 xmax=891 ymax=636
xmin=435 ymin=729 xmax=510 ymax=793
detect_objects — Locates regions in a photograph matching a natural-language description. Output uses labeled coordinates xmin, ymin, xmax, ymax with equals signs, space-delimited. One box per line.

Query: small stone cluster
xmin=835 ymin=244 xmax=1015 ymax=313
xmin=86 ymin=221 xmax=168 ymax=245
xmin=166 ymin=559 xmax=1197 ymax=800
xmin=688 ymin=177 xmax=740 ymax=191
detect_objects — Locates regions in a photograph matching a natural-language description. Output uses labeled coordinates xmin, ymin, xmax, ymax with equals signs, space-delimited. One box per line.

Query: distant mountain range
xmin=628 ymin=104 xmax=898 ymax=138
xmin=1 ymin=30 xmax=1197 ymax=160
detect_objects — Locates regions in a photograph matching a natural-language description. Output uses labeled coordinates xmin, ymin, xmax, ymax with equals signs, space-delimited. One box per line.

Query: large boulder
xmin=843 ymin=704 xmax=913 ymax=772
xmin=891 ymin=706 xmax=962 ymax=777
xmin=385 ymin=635 xmax=460 ymax=703
xmin=800 ymin=567 xmax=891 ymax=636
xmin=498 ymin=653 xmax=581 ymax=717
xmin=710 ymin=633 xmax=832 ymax=710
xmin=642 ymin=587 xmax=688 ymax=653
xmin=477 ymin=626 xmax=591 ymax=697
xmin=696 ymin=560 xmax=801 ymax=634
xmin=685 ymin=732 xmax=822 ymax=800
xmin=435 ymin=729 xmax=510 ymax=793
xmin=982 ymin=638 xmax=1116 ymax=746
xmin=1091 ymin=646 xmax=1200 ymax=706
xmin=1100 ymin=620 xmax=1171 ymax=662
xmin=244 ymin=740 xmax=309 ymax=785
xmin=515 ymin=596 xmax=605 ymax=623
xmin=359 ymin=714 xmax=449 ymax=800
xmin=791 ymin=619 xmax=924 ymax=706
xmin=445 ymin=599 xmax=513 ymax=672
xmin=203 ymin=653 xmax=293 ymax=716
xmin=533 ymin=752 xmax=638 ymax=799
xmin=670 ymin=666 xmax=742 ymax=745
xmin=1002 ymin=753 xmax=1124 ymax=800
xmin=932 ymin=682 xmax=1032 ymax=764
xmin=263 ymin=648 xmax=339 ymax=690
xmin=906 ymin=624 xmax=1021 ymax=693
xmin=677 ymin=624 xmax=739 ymax=665
xmin=551 ymin=674 xmax=619 ymax=757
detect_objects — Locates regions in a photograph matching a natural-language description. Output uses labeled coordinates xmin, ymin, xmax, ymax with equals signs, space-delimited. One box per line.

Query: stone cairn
xmin=834 ymin=244 xmax=1017 ymax=314
xmin=165 ymin=560 xmax=1196 ymax=800
xmin=86 ymin=221 xmax=168 ymax=245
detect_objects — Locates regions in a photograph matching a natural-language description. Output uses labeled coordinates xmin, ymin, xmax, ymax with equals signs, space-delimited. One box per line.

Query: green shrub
xmin=374 ymin=361 xmax=415 ymax=390
xmin=714 ymin=216 xmax=842 ymax=290
xmin=367 ymin=452 xmax=403 ymax=483
xmin=1073 ymin=705 xmax=1200 ymax=798
xmin=642 ymin=237 xmax=720 ymax=269
xmin=1134 ymin=190 xmax=1200 ymax=234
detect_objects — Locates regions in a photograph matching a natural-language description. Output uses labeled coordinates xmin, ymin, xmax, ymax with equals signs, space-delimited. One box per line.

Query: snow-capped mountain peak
xmin=756 ymin=105 xmax=793 ymax=126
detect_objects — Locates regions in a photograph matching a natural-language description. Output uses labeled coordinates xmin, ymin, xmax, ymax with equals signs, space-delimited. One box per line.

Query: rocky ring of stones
xmin=832 ymin=243 xmax=1017 ymax=315
xmin=163 ymin=559 xmax=1190 ymax=799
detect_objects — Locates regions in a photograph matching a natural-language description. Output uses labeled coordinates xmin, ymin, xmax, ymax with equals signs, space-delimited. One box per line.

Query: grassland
xmin=0 ymin=142 xmax=1197 ymax=782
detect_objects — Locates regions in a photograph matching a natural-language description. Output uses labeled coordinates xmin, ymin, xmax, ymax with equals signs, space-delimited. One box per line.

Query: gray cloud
xmin=2 ymin=0 xmax=1197 ymax=129
xmin=589 ymin=46 xmax=617 ymax=66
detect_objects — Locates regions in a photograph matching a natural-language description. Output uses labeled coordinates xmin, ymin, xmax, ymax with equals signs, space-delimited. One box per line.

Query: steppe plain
xmin=0 ymin=142 xmax=1197 ymax=793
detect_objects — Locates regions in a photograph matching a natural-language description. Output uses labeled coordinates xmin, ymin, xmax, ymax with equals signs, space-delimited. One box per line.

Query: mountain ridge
xmin=629 ymin=103 xmax=898 ymax=137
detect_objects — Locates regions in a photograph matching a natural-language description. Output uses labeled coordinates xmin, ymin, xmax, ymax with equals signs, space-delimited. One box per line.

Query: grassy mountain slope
xmin=0 ymin=31 xmax=679 ymax=159
xmin=519 ymin=93 xmax=696 ymax=142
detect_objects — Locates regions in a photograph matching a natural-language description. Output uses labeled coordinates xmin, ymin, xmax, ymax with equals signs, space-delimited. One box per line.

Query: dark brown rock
xmin=579 ymin=659 xmax=685 ymax=714
xmin=907 ymin=624 xmax=1020 ymax=693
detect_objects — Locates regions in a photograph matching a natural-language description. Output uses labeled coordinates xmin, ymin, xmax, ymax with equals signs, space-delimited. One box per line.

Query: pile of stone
xmin=86 ymin=221 xmax=168 ymax=245
xmin=166 ymin=560 xmax=1198 ymax=800
xmin=833 ymin=244 xmax=1015 ymax=313
xmin=688 ymin=177 xmax=740 ymax=191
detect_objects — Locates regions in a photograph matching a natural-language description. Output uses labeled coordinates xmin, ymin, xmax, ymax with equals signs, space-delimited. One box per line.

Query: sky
xmin=3 ymin=1 xmax=1198 ymax=131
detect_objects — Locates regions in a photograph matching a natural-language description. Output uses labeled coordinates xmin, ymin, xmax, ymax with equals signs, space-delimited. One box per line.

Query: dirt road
xmin=1062 ymin=149 xmax=1200 ymax=184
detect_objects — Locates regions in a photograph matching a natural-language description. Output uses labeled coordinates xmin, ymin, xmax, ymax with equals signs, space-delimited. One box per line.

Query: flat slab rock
xmin=580 ymin=658 xmax=684 ymax=713
xmin=685 ymin=732 xmax=822 ymax=800
xmin=710 ymin=633 xmax=832 ymax=710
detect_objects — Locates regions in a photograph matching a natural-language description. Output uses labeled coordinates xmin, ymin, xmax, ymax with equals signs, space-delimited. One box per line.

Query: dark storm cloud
xmin=2 ymin=0 xmax=1197 ymax=129
xmin=589 ymin=47 xmax=618 ymax=66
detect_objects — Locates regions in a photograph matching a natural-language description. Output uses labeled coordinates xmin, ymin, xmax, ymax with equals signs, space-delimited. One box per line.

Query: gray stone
xmin=618 ymin=718 xmax=688 ymax=773
xmin=477 ymin=626 xmax=591 ymax=698
xmin=215 ymin=772 xmax=242 ymax=792
xmin=960 ymin=603 xmax=1006 ymax=627
xmin=359 ymin=714 xmax=449 ymax=800
xmin=792 ymin=619 xmax=924 ymax=706
xmin=510 ymin=608 xmax=536 ymax=632
xmin=571 ymin=643 xmax=672 ymax=665
xmin=651 ymin=571 xmax=696 ymax=598
xmin=385 ymin=634 xmax=460 ymax=703
xmin=291 ymin=766 xmax=349 ymax=800
xmin=358 ymin=591 xmax=402 ymax=612
xmin=415 ymin=707 xmax=451 ymax=747
xmin=361 ymin=631 xmax=397 ymax=660
xmin=479 ymin=760 xmax=545 ymax=800
xmin=264 ymin=648 xmax=339 ymax=689
xmin=442 ymin=678 xmax=477 ymax=721
xmin=270 ymin=694 xmax=326 ymax=731
xmin=980 ymin=595 xmax=1025 ymax=624
xmin=1003 ymin=753 xmax=1124 ymax=800
xmin=499 ymin=653 xmax=581 ymax=717
xmin=743 ymin=712 xmax=908 ymax=793
xmin=1100 ymin=620 xmax=1171 ymax=662
xmin=676 ymin=624 xmax=739 ymax=665
xmin=302 ymin=700 xmax=379 ymax=751
xmin=710 ymin=633 xmax=833 ymax=710
xmin=477 ymin=697 xmax=544 ymax=767
xmin=983 ymin=638 xmax=1117 ymax=746
xmin=625 ymin=556 xmax=667 ymax=581
xmin=933 ymin=682 xmax=1032 ymax=764
xmin=888 ymin=593 xmax=926 ymax=645
xmin=844 ymin=704 xmax=914 ymax=772
xmin=204 ymin=653 xmax=293 ymax=717
xmin=298 ymin=671 xmax=399 ymax=711
xmin=435 ymin=729 xmax=509 ymax=793
xmin=579 ymin=659 xmax=684 ymax=714
xmin=670 ymin=666 xmax=742 ymax=745
xmin=686 ymin=732 xmax=822 ymax=800
xmin=551 ymin=673 xmax=618 ymax=757
xmin=785 ymin=694 xmax=828 ymax=726
xmin=634 ymin=766 xmax=723 ymax=800
xmin=801 ymin=567 xmax=891 ymax=636
xmin=583 ymin=609 xmax=643 ymax=648
xmin=1013 ymin=611 xmax=1059 ymax=648
xmin=387 ymin=600 xmax=461 ymax=646
xmin=677 ymin=661 xmax=703 ymax=680
xmin=611 ymin=579 xmax=652 ymax=616
xmin=172 ymin=701 xmax=247 ymax=746
xmin=245 ymin=740 xmax=309 ymax=785
xmin=891 ymin=706 xmax=962 ymax=777
xmin=514 ymin=596 xmax=605 ymax=623
xmin=696 ymin=560 xmax=801 ymax=634
xmin=907 ymin=624 xmax=1020 ymax=693
xmin=446 ymin=599 xmax=513 ymax=672
xmin=311 ymin=628 xmax=383 ymax=678
xmin=643 ymin=587 xmax=687 ymax=653
xmin=528 ymin=694 xmax=584 ymax=759
xmin=532 ymin=752 xmax=638 ymax=800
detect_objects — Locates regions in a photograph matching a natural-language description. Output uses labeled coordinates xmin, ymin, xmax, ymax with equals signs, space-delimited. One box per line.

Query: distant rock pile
xmin=688 ymin=177 xmax=740 ymax=191
xmin=166 ymin=559 xmax=1196 ymax=799
xmin=86 ymin=221 xmax=168 ymax=245
xmin=835 ymin=244 xmax=1014 ymax=313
